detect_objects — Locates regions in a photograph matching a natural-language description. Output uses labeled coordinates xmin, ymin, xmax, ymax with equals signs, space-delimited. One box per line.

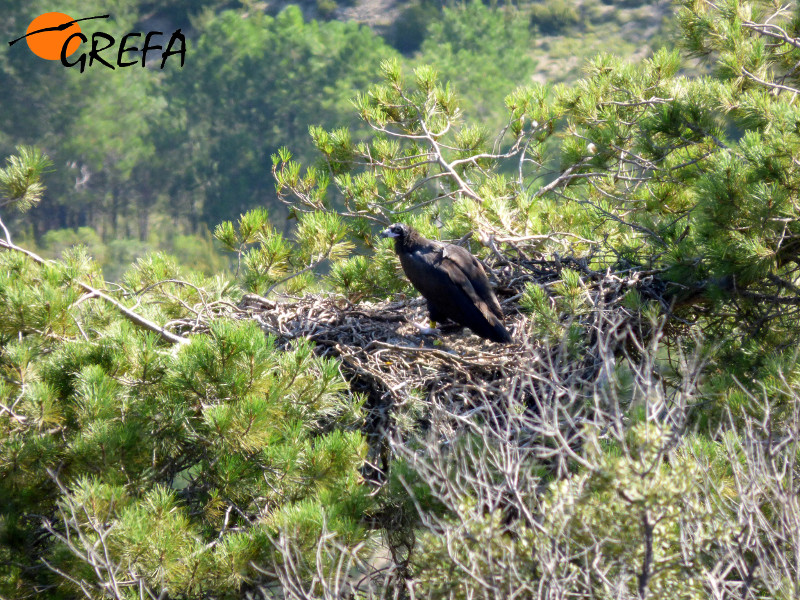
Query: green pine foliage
xmin=0 ymin=250 xmax=371 ymax=596
xmin=1 ymin=151 xmax=371 ymax=598
xmin=0 ymin=146 xmax=52 ymax=213
xmin=0 ymin=250 xmax=371 ymax=595
xmin=214 ymin=207 xmax=354 ymax=296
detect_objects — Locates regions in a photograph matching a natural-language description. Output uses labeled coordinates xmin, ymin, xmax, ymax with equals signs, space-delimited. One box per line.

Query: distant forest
xmin=1 ymin=0 xmax=668 ymax=278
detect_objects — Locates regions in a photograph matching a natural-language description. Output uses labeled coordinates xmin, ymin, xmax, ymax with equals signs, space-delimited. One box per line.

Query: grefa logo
xmin=8 ymin=12 xmax=185 ymax=72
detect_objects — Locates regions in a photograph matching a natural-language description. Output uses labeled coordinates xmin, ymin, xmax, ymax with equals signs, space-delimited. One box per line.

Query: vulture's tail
xmin=472 ymin=316 xmax=512 ymax=344
xmin=488 ymin=322 xmax=512 ymax=344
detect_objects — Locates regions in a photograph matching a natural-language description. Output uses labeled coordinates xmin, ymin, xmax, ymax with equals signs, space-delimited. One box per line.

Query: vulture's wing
xmin=440 ymin=244 xmax=504 ymax=319
xmin=398 ymin=242 xmax=510 ymax=343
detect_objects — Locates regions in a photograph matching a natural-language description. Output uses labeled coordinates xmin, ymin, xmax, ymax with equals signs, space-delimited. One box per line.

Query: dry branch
xmin=0 ymin=236 xmax=189 ymax=346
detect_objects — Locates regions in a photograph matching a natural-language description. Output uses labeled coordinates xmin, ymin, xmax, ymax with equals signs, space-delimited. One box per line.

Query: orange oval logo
xmin=25 ymin=12 xmax=82 ymax=60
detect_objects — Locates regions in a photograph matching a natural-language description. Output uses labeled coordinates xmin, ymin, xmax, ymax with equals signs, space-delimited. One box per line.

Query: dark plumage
xmin=380 ymin=223 xmax=512 ymax=344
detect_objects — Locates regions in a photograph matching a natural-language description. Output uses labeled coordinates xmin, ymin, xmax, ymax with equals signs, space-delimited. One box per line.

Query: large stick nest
xmin=237 ymin=258 xmax=668 ymax=424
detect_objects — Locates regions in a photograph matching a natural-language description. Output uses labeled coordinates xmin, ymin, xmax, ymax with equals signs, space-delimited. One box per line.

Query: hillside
xmin=297 ymin=0 xmax=676 ymax=82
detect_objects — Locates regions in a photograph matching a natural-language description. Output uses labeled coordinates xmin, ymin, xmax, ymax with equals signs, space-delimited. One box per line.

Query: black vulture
xmin=380 ymin=223 xmax=512 ymax=344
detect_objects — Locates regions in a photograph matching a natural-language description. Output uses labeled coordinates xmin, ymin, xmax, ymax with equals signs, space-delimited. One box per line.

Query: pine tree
xmin=1 ymin=148 xmax=371 ymax=598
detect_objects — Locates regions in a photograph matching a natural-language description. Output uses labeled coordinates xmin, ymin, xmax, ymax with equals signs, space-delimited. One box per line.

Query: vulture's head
xmin=380 ymin=222 xmax=417 ymax=252
xmin=380 ymin=223 xmax=423 ymax=253
xmin=380 ymin=223 xmax=410 ymax=241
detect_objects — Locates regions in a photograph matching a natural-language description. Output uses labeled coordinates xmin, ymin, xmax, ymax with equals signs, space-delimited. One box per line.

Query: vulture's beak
xmin=380 ymin=228 xmax=396 ymax=238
